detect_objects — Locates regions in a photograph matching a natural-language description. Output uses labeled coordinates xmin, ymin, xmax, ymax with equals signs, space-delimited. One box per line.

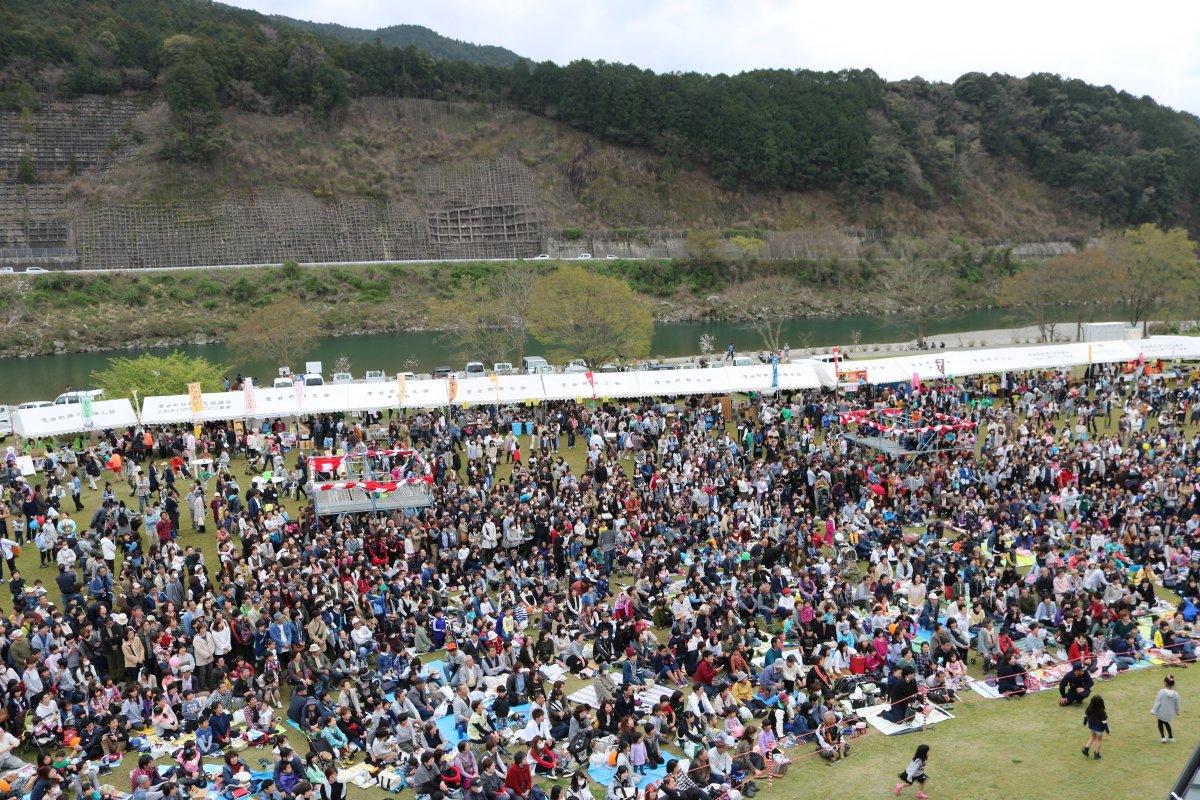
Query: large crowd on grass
xmin=0 ymin=360 xmax=1198 ymax=800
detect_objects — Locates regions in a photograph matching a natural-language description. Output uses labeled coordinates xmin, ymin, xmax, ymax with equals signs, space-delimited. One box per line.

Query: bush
xmin=228 ymin=276 xmax=258 ymax=303
xmin=561 ymin=228 xmax=583 ymax=241
xmin=280 ymin=259 xmax=302 ymax=280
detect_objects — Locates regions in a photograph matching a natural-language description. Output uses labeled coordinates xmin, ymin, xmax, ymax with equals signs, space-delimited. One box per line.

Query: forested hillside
xmin=1 ymin=0 xmax=1198 ymax=233
xmin=269 ymin=15 xmax=522 ymax=67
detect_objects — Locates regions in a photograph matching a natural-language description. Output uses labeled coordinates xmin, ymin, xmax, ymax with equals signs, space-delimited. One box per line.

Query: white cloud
xmin=229 ymin=0 xmax=1200 ymax=114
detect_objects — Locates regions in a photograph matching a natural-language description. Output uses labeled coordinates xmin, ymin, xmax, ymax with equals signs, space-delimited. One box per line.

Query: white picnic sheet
xmin=567 ymin=675 xmax=677 ymax=709
xmin=860 ymin=700 xmax=954 ymax=735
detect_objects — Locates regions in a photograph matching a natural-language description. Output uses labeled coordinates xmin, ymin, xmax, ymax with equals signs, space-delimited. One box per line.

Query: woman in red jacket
xmin=503 ymin=751 xmax=533 ymax=800
xmin=529 ymin=736 xmax=560 ymax=777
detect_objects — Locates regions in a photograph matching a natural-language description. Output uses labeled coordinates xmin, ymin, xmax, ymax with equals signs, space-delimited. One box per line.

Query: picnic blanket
xmin=860 ymin=701 xmax=953 ymax=735
xmin=568 ymin=675 xmax=676 ymax=710
xmin=587 ymin=751 xmax=678 ymax=789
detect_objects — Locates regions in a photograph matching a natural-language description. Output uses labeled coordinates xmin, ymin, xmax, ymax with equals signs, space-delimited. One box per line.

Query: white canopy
xmin=139 ymin=391 xmax=245 ymax=425
xmin=843 ymin=338 xmax=1180 ymax=385
xmin=14 ymin=399 xmax=138 ymax=438
xmin=450 ymin=374 xmax=546 ymax=406
xmin=636 ymin=367 xmax=737 ymax=397
xmin=540 ymin=370 xmax=644 ymax=401
xmin=1127 ymin=335 xmax=1200 ymax=361
xmin=130 ymin=335 xmax=1198 ymax=422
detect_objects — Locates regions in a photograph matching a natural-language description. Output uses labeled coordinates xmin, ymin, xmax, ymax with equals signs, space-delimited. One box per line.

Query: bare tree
xmin=881 ymin=258 xmax=956 ymax=347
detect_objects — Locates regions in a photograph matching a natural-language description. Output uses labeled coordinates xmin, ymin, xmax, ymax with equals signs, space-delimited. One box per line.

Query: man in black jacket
xmin=1058 ymin=664 xmax=1093 ymax=706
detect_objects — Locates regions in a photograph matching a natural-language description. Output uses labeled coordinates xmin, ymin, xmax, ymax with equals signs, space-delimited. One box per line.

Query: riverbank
xmin=0 ymin=260 xmax=1014 ymax=359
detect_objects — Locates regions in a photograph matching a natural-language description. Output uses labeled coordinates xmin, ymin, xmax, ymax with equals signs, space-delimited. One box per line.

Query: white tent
xmin=14 ymin=399 xmax=138 ymax=438
xmin=450 ymin=374 xmax=546 ymax=406
xmin=140 ymin=391 xmax=245 ymax=425
xmin=540 ymin=371 xmax=644 ymax=401
xmin=342 ymin=382 xmax=405 ymax=412
xmin=724 ymin=361 xmax=834 ymax=393
xmin=635 ymin=366 xmax=736 ymax=397
xmin=399 ymin=378 xmax=449 ymax=408
xmin=1129 ymin=336 xmax=1200 ymax=361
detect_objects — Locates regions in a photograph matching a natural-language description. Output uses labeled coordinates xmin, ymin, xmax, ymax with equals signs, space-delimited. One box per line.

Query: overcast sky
xmin=226 ymin=0 xmax=1200 ymax=115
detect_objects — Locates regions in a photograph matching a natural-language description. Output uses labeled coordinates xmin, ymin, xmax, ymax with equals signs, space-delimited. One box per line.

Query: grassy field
xmin=9 ymin=423 xmax=1198 ymax=800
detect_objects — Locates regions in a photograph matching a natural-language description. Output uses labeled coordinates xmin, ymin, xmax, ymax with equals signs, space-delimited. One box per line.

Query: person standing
xmin=1082 ymin=696 xmax=1109 ymax=760
xmin=893 ymin=743 xmax=930 ymax=799
xmin=1152 ymin=675 xmax=1181 ymax=743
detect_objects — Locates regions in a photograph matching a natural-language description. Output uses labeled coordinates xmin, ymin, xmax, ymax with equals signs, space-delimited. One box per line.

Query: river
xmin=1 ymin=306 xmax=1115 ymax=403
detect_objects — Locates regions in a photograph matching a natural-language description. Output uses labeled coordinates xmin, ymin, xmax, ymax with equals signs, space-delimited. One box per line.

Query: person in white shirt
xmin=521 ymin=708 xmax=551 ymax=743
xmin=0 ymin=729 xmax=24 ymax=770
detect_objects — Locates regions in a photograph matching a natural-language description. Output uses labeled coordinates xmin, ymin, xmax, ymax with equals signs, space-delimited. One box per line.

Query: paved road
xmin=0 ymin=255 xmax=650 ymax=276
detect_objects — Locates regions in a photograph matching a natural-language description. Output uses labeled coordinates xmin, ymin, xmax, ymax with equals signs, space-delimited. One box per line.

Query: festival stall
xmin=12 ymin=398 xmax=138 ymax=438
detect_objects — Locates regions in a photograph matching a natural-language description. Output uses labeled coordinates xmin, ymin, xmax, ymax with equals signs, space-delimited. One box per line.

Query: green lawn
xmin=9 ymin=408 xmax=1199 ymax=800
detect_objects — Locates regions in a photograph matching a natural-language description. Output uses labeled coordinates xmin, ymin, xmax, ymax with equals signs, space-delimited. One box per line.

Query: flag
xmin=80 ymin=395 xmax=94 ymax=429
xmin=243 ymin=377 xmax=255 ymax=415
xmin=447 ymin=374 xmax=459 ymax=403
xmin=935 ymin=358 xmax=945 ymax=377
xmin=911 ymin=372 xmax=921 ymax=391
xmin=584 ymin=370 xmax=597 ymax=399
xmin=396 ymin=372 xmax=407 ymax=407
xmin=770 ymin=357 xmax=779 ymax=391
xmin=187 ymin=382 xmax=203 ymax=415
xmin=488 ymin=372 xmax=500 ymax=402
xmin=293 ymin=375 xmax=304 ymax=408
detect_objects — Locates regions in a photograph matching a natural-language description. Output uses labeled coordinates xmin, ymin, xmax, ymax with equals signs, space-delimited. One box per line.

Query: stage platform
xmin=313 ymin=483 xmax=434 ymax=515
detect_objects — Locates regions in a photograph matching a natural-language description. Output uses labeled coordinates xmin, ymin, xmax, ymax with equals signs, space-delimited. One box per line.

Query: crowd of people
xmin=0 ymin=357 xmax=1197 ymax=800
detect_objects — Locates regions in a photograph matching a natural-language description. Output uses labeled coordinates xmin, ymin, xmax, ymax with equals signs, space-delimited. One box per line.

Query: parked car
xmin=605 ymin=254 xmax=618 ymax=259
xmin=432 ymin=367 xmax=455 ymax=379
xmin=463 ymin=361 xmax=486 ymax=377
xmin=399 ymin=371 xmax=416 ymax=381
xmin=54 ymin=389 xmax=105 ymax=405
xmin=16 ymin=401 xmax=53 ymax=410
xmin=492 ymin=362 xmax=514 ymax=376
xmin=0 ymin=405 xmax=12 ymax=438
xmin=272 ymin=376 xmax=293 ymax=388
xmin=599 ymin=363 xmax=621 ymax=373
xmin=533 ymin=254 xmax=551 ymax=260
xmin=23 ymin=267 xmax=47 ymax=274
xmin=563 ymin=359 xmax=588 ymax=374
xmin=577 ymin=253 xmax=592 ymax=260
xmin=530 ymin=364 xmax=554 ymax=375
xmin=303 ymin=374 xmax=324 ymax=386
xmin=675 ymin=361 xmax=700 ymax=369
xmin=331 ymin=372 xmax=354 ymax=384
xmin=364 ymin=370 xmax=386 ymax=382
xmin=0 ymin=267 xmax=13 ymax=275
xmin=520 ymin=356 xmax=549 ymax=374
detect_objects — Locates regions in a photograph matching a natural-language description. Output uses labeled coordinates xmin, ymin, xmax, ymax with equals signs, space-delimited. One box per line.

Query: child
xmin=1082 ymin=696 xmax=1109 ymax=760
xmin=894 ymin=743 xmax=929 ymax=799
xmin=1152 ymin=675 xmax=1181 ymax=743
xmin=629 ymin=733 xmax=648 ymax=775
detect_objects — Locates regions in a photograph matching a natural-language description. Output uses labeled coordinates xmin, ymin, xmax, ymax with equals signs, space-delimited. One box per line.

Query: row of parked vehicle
xmin=0 ymin=267 xmax=50 ymax=275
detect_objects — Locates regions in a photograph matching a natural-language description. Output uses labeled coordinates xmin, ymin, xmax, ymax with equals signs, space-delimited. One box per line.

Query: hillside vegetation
xmin=1 ymin=0 xmax=1198 ymax=236
xmin=269 ymin=15 xmax=522 ymax=67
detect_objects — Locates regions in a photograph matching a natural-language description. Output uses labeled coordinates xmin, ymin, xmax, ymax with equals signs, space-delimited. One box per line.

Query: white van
xmin=492 ymin=362 xmax=514 ymax=376
xmin=303 ymin=374 xmax=324 ymax=386
xmin=331 ymin=372 xmax=354 ymax=384
xmin=521 ymin=356 xmax=549 ymax=374
xmin=732 ymin=356 xmax=754 ymax=367
xmin=0 ymin=406 xmax=11 ymax=438
xmin=464 ymin=361 xmax=486 ymax=377
xmin=364 ymin=370 xmax=386 ymax=383
xmin=54 ymin=389 xmax=105 ymax=405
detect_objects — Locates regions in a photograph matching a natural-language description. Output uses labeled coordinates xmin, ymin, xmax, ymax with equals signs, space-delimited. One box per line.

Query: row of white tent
xmin=12 ymin=336 xmax=1200 ymax=439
